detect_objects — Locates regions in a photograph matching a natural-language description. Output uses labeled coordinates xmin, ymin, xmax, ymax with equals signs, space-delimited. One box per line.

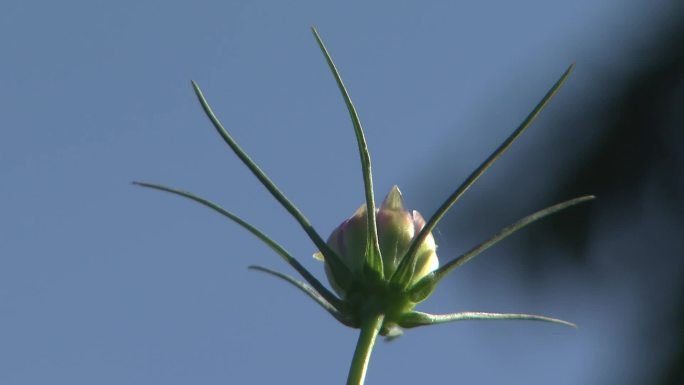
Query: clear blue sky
xmin=1 ymin=1 xmax=679 ymax=384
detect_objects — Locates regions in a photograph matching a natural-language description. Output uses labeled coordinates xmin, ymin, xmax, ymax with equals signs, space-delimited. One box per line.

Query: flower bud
xmin=322 ymin=186 xmax=439 ymax=299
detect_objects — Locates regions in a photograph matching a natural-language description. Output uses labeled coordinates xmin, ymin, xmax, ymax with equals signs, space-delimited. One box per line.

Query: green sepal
xmin=407 ymin=272 xmax=438 ymax=303
xmin=190 ymin=80 xmax=354 ymax=291
xmin=391 ymin=256 xmax=416 ymax=289
xmin=391 ymin=64 xmax=576 ymax=288
xmin=133 ymin=181 xmax=347 ymax=313
xmin=311 ymin=26 xmax=384 ymax=279
xmin=249 ymin=265 xmax=358 ymax=328
xmin=362 ymin=260 xmax=383 ymax=284
xmin=398 ymin=310 xmax=576 ymax=329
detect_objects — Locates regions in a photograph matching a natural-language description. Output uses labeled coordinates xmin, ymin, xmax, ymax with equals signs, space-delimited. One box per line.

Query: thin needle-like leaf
xmin=133 ymin=181 xmax=346 ymax=311
xmin=399 ymin=310 xmax=576 ymax=329
xmin=392 ymin=64 xmax=576 ymax=287
xmin=434 ymin=195 xmax=594 ymax=283
xmin=408 ymin=195 xmax=594 ymax=302
xmin=190 ymin=81 xmax=353 ymax=289
xmin=311 ymin=26 xmax=383 ymax=278
xmin=249 ymin=265 xmax=356 ymax=327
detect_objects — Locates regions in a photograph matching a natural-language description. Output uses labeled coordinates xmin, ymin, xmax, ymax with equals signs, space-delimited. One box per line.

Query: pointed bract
xmin=391 ymin=64 xmax=576 ymax=288
xmin=133 ymin=181 xmax=347 ymax=312
xmin=312 ymin=26 xmax=384 ymax=280
xmin=399 ymin=310 xmax=576 ymax=329
xmin=190 ymin=80 xmax=355 ymax=293
xmin=249 ymin=265 xmax=357 ymax=327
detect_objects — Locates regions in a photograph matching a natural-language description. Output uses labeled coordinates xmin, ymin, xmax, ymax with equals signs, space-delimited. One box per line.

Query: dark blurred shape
xmin=532 ymin=16 xmax=684 ymax=261
xmin=656 ymin=280 xmax=684 ymax=385
xmin=515 ymin=13 xmax=684 ymax=385
xmin=418 ymin=6 xmax=684 ymax=385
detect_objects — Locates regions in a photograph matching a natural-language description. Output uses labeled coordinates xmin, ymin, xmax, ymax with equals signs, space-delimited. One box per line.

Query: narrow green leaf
xmin=311 ymin=26 xmax=383 ymax=279
xmin=407 ymin=272 xmax=437 ymax=303
xmin=392 ymin=64 xmax=576 ymax=287
xmin=249 ymin=265 xmax=356 ymax=328
xmin=409 ymin=197 xmax=595 ymax=301
xmin=133 ymin=181 xmax=346 ymax=312
xmin=427 ymin=195 xmax=595 ymax=288
xmin=190 ymin=80 xmax=353 ymax=290
xmin=399 ymin=310 xmax=576 ymax=329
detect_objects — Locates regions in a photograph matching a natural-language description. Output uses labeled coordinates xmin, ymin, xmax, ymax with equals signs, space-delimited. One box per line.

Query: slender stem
xmin=346 ymin=313 xmax=384 ymax=385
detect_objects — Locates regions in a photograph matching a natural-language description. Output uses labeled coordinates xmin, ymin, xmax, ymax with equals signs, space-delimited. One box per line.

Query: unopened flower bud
xmin=322 ymin=186 xmax=439 ymax=299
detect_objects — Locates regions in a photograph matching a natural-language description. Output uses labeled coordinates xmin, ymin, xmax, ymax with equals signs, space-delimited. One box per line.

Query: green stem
xmin=346 ymin=314 xmax=384 ymax=385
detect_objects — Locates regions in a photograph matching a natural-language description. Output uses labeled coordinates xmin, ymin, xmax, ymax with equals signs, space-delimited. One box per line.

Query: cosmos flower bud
xmin=322 ymin=186 xmax=439 ymax=298
xmin=138 ymin=28 xmax=582 ymax=385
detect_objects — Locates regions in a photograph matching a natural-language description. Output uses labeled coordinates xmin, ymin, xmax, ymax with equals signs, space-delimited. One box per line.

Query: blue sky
xmin=1 ymin=1 xmax=680 ymax=384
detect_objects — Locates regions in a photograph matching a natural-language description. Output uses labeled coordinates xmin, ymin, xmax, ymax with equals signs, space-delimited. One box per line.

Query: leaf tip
xmin=190 ymin=80 xmax=203 ymax=97
xmin=575 ymin=194 xmax=597 ymax=205
xmin=132 ymin=181 xmax=152 ymax=189
xmin=544 ymin=316 xmax=577 ymax=329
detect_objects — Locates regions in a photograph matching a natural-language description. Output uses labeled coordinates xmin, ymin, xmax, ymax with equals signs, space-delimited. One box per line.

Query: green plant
xmin=135 ymin=27 xmax=593 ymax=385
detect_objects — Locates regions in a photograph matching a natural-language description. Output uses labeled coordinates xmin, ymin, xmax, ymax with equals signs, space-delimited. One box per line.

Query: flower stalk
xmin=347 ymin=313 xmax=384 ymax=385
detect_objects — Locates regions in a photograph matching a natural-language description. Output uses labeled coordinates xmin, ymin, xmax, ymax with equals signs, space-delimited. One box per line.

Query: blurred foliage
xmin=420 ymin=6 xmax=683 ymax=385
xmin=532 ymin=16 xmax=684 ymax=260
xmin=522 ymin=14 xmax=683 ymax=385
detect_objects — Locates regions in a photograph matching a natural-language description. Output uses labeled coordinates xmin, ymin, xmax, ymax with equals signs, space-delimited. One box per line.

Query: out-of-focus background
xmin=1 ymin=1 xmax=682 ymax=384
